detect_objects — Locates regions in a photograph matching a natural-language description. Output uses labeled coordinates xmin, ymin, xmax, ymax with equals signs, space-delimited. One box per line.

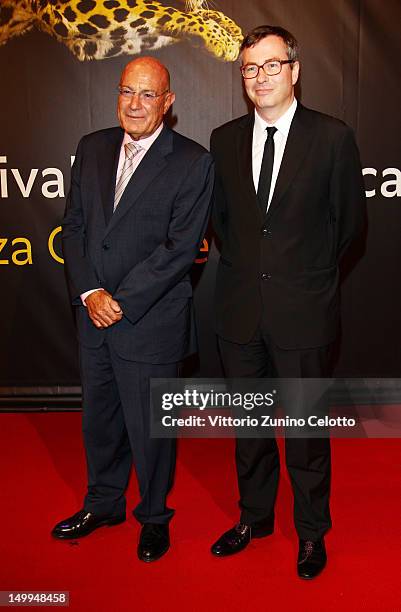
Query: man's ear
xmin=291 ymin=61 xmax=300 ymax=86
xmin=164 ymin=92 xmax=176 ymax=113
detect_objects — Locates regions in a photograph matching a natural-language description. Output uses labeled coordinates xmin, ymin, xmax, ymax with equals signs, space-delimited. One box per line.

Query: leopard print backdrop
xmin=0 ymin=0 xmax=243 ymax=61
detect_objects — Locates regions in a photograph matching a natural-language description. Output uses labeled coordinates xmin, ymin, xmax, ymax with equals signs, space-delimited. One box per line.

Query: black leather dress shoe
xmin=211 ymin=520 xmax=274 ymax=557
xmin=297 ymin=538 xmax=327 ymax=579
xmin=137 ymin=523 xmax=170 ymax=562
xmin=211 ymin=523 xmax=251 ymax=557
xmin=51 ymin=510 xmax=125 ymax=540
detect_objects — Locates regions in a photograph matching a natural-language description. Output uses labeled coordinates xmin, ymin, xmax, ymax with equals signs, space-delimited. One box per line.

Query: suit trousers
xmin=218 ymin=326 xmax=332 ymax=541
xmin=79 ymin=336 xmax=178 ymax=525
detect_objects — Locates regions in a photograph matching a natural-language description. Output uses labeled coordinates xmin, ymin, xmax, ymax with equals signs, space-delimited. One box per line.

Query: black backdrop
xmin=0 ymin=0 xmax=400 ymax=401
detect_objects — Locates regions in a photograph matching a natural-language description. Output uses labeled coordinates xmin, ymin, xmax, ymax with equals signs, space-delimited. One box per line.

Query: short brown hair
xmin=240 ymin=25 xmax=299 ymax=62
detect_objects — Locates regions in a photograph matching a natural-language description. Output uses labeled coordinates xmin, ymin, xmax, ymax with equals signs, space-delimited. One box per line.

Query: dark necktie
xmin=257 ymin=126 xmax=277 ymax=214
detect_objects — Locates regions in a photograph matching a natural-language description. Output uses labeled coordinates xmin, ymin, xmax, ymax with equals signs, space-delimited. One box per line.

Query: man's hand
xmin=85 ymin=290 xmax=123 ymax=328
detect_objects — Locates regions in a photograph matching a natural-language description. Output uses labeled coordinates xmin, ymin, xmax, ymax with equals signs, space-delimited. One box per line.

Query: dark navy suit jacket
xmin=62 ymin=124 xmax=214 ymax=364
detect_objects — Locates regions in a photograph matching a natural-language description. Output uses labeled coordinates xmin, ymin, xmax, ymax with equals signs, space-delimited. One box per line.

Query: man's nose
xmin=129 ymin=93 xmax=142 ymax=109
xmin=256 ymin=67 xmax=268 ymax=83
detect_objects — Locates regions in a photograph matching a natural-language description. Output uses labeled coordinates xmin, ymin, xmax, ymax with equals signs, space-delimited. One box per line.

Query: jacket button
xmin=262 ymin=228 xmax=272 ymax=238
xmin=261 ymin=272 xmax=271 ymax=281
xmin=102 ymin=243 xmax=110 ymax=250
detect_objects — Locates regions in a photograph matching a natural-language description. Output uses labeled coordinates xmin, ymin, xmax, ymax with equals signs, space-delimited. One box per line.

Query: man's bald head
xmin=117 ymin=56 xmax=175 ymax=140
xmin=120 ymin=56 xmax=171 ymax=91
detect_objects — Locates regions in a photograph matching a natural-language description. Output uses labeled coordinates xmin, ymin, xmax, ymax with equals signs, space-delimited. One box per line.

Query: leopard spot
xmin=103 ymin=0 xmax=119 ymax=7
xmin=77 ymin=22 xmax=98 ymax=35
xmin=110 ymin=26 xmax=127 ymax=39
xmin=138 ymin=27 xmax=149 ymax=35
xmin=84 ymin=41 xmax=98 ymax=56
xmin=105 ymin=43 xmax=121 ymax=57
xmin=143 ymin=4 xmax=157 ymax=8
xmin=140 ymin=11 xmax=155 ymax=19
xmin=0 ymin=7 xmax=13 ymax=26
xmin=89 ymin=14 xmax=110 ymax=28
xmin=157 ymin=15 xmax=171 ymax=26
xmin=42 ymin=12 xmax=50 ymax=24
xmin=63 ymin=6 xmax=76 ymax=21
xmin=76 ymin=0 xmax=96 ymax=14
xmin=54 ymin=21 xmax=69 ymax=37
xmin=114 ymin=8 xmax=129 ymax=22
xmin=141 ymin=35 xmax=157 ymax=48
xmin=39 ymin=0 xmax=47 ymax=8
xmin=130 ymin=18 xmax=145 ymax=27
xmin=127 ymin=0 xmax=136 ymax=6
xmin=175 ymin=17 xmax=185 ymax=23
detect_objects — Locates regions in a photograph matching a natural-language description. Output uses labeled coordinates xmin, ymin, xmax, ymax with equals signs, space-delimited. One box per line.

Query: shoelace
xmin=226 ymin=523 xmax=251 ymax=544
xmin=236 ymin=523 xmax=251 ymax=534
xmin=299 ymin=540 xmax=315 ymax=563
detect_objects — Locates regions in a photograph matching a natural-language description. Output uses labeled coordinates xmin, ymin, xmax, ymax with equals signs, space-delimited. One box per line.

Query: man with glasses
xmin=52 ymin=57 xmax=213 ymax=562
xmin=210 ymin=26 xmax=365 ymax=578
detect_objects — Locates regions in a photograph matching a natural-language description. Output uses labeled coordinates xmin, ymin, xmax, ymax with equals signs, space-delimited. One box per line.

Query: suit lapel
xmin=97 ymin=128 xmax=124 ymax=225
xmin=236 ymin=113 xmax=264 ymax=222
xmin=97 ymin=128 xmax=124 ymax=226
xmin=266 ymin=104 xmax=313 ymax=220
xmin=103 ymin=125 xmax=172 ymax=238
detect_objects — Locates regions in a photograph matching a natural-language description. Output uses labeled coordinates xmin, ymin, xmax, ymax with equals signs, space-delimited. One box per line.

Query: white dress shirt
xmin=252 ymin=97 xmax=297 ymax=212
xmin=81 ymin=123 xmax=164 ymax=305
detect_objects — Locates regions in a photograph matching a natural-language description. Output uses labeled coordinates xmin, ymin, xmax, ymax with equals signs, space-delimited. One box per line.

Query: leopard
xmin=0 ymin=0 xmax=243 ymax=61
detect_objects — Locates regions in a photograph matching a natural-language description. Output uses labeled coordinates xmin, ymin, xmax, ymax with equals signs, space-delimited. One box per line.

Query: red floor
xmin=1 ymin=412 xmax=400 ymax=611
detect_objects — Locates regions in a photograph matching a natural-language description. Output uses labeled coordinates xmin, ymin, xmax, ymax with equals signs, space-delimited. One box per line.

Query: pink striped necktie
xmin=113 ymin=141 xmax=142 ymax=211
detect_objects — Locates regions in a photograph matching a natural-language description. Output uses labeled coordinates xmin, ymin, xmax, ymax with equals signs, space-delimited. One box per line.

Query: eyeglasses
xmin=240 ymin=59 xmax=295 ymax=79
xmin=117 ymin=86 xmax=169 ymax=101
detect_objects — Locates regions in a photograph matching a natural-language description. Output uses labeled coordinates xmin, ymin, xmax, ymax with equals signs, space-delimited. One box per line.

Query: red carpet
xmin=1 ymin=413 xmax=400 ymax=611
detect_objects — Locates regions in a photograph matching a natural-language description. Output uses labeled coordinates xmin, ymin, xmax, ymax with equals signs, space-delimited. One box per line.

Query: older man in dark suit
xmin=210 ymin=25 xmax=365 ymax=578
xmin=52 ymin=57 xmax=213 ymax=562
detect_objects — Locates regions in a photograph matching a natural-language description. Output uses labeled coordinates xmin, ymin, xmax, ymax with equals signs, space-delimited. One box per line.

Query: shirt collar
xmin=254 ymin=97 xmax=298 ymax=140
xmin=123 ymin=122 xmax=164 ymax=151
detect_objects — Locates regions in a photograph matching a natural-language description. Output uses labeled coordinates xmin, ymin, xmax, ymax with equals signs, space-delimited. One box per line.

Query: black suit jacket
xmin=62 ymin=125 xmax=213 ymax=364
xmin=211 ymin=103 xmax=366 ymax=349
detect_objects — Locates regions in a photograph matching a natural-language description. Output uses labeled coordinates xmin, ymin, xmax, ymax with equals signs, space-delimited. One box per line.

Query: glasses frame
xmin=240 ymin=59 xmax=295 ymax=79
xmin=117 ymin=86 xmax=170 ymax=101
